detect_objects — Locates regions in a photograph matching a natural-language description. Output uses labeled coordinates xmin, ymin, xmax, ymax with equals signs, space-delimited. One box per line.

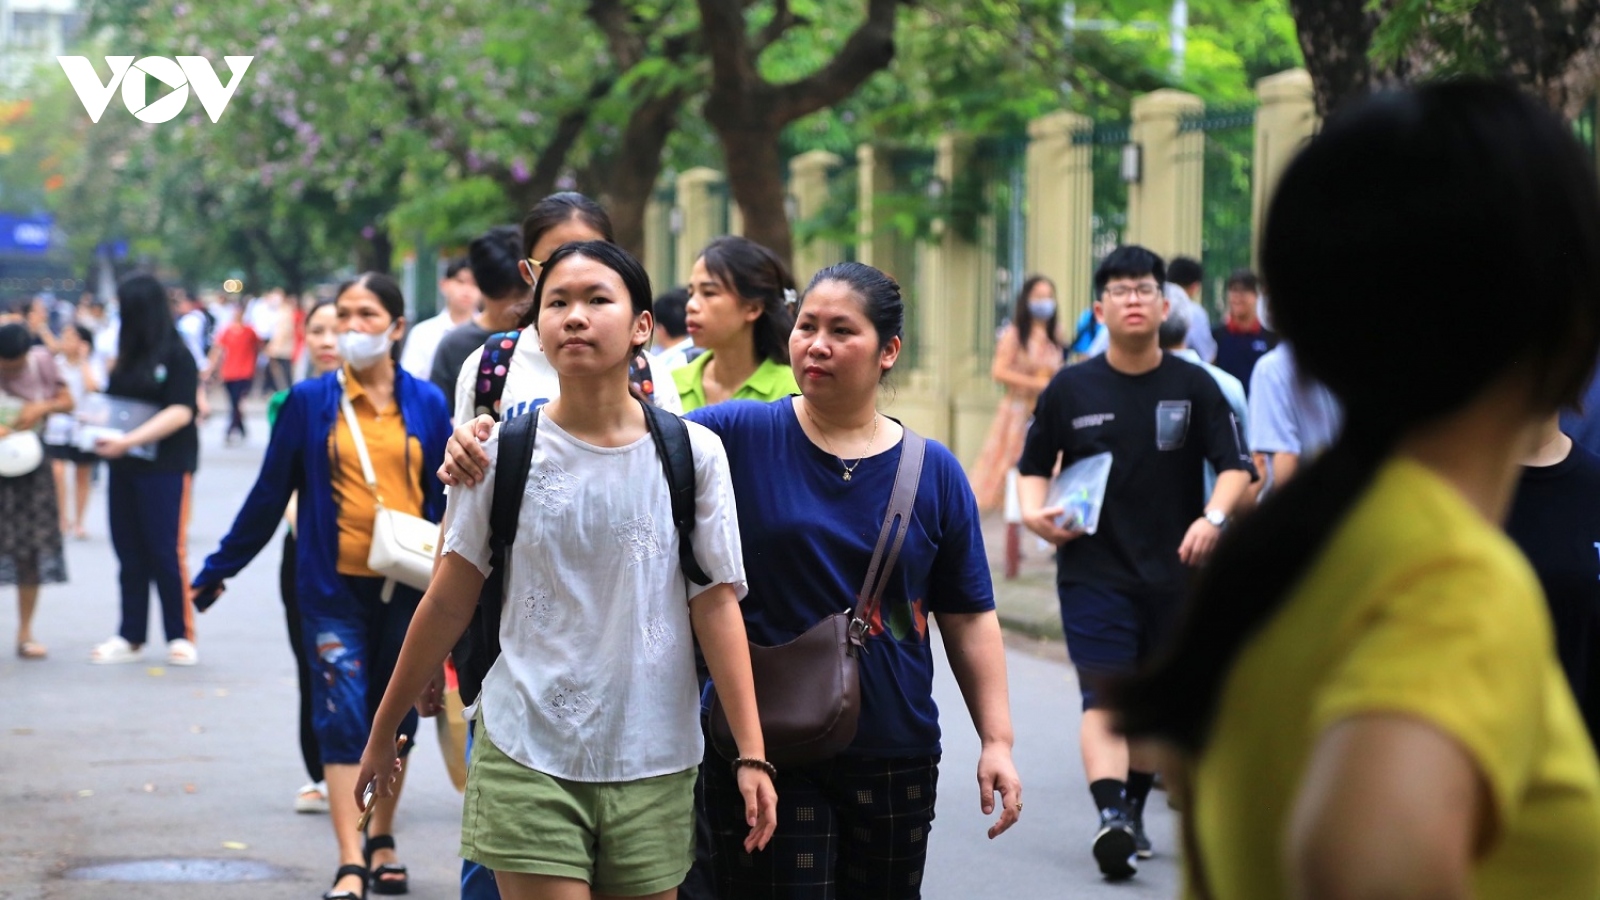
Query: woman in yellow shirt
xmin=674 ymin=236 xmax=800 ymax=411
xmin=1112 ymin=82 xmax=1600 ymax=898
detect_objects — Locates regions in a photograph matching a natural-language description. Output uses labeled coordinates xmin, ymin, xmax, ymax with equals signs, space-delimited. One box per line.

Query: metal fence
xmin=1080 ymin=122 xmax=1131 ymax=293
xmin=1184 ymin=106 xmax=1257 ymax=318
xmin=968 ymin=133 xmax=1029 ymax=366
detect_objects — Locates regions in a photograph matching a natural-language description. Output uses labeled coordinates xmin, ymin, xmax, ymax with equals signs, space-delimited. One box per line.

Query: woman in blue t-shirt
xmin=442 ymin=260 xmax=1022 ymax=899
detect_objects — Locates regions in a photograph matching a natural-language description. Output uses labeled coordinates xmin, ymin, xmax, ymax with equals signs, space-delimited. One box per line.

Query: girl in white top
xmin=359 ymin=241 xmax=776 ymax=899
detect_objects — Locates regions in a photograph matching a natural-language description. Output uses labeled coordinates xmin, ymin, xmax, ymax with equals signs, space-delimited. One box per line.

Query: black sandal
xmin=364 ymin=834 xmax=409 ymax=896
xmin=322 ymin=863 xmax=368 ymax=900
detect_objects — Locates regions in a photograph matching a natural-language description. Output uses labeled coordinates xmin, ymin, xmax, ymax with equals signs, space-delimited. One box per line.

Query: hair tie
xmin=783 ymin=288 xmax=798 ymax=309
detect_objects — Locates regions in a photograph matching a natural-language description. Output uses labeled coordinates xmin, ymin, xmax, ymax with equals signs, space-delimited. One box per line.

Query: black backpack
xmin=453 ymin=397 xmax=713 ymax=705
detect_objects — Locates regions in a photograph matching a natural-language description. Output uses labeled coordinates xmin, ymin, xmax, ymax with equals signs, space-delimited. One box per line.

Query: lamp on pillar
xmin=1120 ymin=142 xmax=1142 ymax=184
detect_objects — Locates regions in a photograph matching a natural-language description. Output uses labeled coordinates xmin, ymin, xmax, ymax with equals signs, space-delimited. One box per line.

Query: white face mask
xmin=1028 ymin=299 xmax=1057 ymax=320
xmin=337 ymin=325 xmax=393 ymax=369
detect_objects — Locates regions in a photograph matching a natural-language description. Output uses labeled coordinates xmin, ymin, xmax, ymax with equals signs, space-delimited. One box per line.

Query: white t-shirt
xmin=452 ymin=331 xmax=683 ymax=423
xmin=399 ymin=312 xmax=462 ymax=381
xmin=443 ymin=410 xmax=747 ymax=782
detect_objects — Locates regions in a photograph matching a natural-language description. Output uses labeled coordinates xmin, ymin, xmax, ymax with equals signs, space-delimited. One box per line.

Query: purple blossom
xmin=466 ymin=150 xmax=482 ymax=172
xmin=511 ymin=158 xmax=529 ymax=182
xmin=556 ymin=173 xmax=576 ymax=191
xmin=362 ymin=226 xmax=376 ymax=239
xmin=517 ymin=110 xmax=540 ymax=126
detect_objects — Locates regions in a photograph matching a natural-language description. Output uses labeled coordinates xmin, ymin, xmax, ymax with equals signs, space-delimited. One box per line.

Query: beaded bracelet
xmin=731 ymin=757 xmax=778 ymax=780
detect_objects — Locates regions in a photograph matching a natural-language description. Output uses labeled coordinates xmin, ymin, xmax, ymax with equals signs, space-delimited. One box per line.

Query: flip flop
xmin=16 ymin=640 xmax=45 ymax=659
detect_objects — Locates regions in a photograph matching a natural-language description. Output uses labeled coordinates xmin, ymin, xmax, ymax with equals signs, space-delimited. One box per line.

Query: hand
xmin=413 ymin=666 xmax=446 ymax=718
xmin=1021 ymin=506 xmax=1086 ymax=547
xmin=0 ymin=424 xmax=13 ymax=439
xmin=13 ymin=402 xmax=48 ymax=431
xmin=438 ymin=414 xmax=495 ymax=487
xmin=735 ymin=766 xmax=779 ymax=853
xmin=192 ymin=582 xmax=226 ymax=613
xmin=1177 ymin=517 xmax=1223 ymax=566
xmin=977 ymin=742 xmax=1023 ymax=839
xmin=354 ymin=734 xmax=405 ymax=810
xmin=95 ymin=434 xmax=132 ymax=459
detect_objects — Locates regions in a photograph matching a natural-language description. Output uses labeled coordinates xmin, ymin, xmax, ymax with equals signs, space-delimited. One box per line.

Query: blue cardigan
xmin=194 ymin=368 xmax=450 ymax=615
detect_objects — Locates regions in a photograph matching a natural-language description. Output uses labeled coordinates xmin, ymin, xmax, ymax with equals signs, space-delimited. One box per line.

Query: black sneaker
xmin=1092 ymin=809 xmax=1139 ymax=880
xmin=1128 ymin=809 xmax=1153 ymax=859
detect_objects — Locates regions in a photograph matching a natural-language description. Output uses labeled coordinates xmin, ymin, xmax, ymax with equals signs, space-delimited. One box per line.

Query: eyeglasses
xmin=1102 ymin=283 xmax=1161 ymax=301
xmin=518 ymin=257 xmax=545 ymax=285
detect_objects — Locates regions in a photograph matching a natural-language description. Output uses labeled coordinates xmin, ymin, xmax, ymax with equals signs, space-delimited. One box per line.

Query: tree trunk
xmin=601 ymin=89 xmax=686 ymax=260
xmin=709 ymin=108 xmax=793 ymax=269
xmin=359 ymin=226 xmax=394 ymax=275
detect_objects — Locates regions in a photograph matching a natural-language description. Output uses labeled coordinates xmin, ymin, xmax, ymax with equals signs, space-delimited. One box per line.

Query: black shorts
xmin=45 ymin=443 xmax=99 ymax=466
xmin=1057 ymin=582 xmax=1182 ymax=710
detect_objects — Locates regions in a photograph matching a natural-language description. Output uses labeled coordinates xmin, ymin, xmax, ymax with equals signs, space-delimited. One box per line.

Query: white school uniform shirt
xmin=452 ymin=330 xmax=683 ymax=424
xmin=443 ymin=409 xmax=747 ymax=782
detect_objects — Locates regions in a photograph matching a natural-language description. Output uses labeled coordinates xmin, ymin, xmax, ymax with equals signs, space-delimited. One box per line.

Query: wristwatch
xmin=1204 ymin=509 xmax=1229 ymax=529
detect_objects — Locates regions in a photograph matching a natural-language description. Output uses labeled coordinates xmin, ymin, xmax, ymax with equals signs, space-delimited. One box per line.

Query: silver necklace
xmin=806 ymin=402 xmax=879 ymax=481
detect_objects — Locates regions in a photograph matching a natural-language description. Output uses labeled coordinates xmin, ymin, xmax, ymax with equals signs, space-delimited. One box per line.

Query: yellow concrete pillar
xmin=789 ymin=150 xmax=843 ymax=287
xmin=675 ymin=167 xmax=724 ymax=281
xmin=1252 ymin=68 xmax=1318 ymax=268
xmin=855 ymin=144 xmax=890 ymax=271
xmin=1026 ymin=110 xmax=1094 ymax=342
xmin=643 ymin=190 xmax=674 ymax=290
xmin=1127 ymin=89 xmax=1205 ymax=262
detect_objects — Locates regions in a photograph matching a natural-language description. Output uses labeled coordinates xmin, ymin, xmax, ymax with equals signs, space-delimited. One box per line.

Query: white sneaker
xmin=89 ymin=636 xmax=141 ymax=665
xmin=295 ymin=781 xmax=329 ymax=814
xmin=166 ymin=638 xmax=198 ymax=666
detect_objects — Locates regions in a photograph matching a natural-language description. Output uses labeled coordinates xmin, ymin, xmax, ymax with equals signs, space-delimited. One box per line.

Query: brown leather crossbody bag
xmin=707 ymin=429 xmax=927 ymax=766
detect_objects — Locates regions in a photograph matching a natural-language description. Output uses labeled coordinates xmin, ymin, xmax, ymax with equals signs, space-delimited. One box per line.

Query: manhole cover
xmin=63 ymin=858 xmax=289 ymax=882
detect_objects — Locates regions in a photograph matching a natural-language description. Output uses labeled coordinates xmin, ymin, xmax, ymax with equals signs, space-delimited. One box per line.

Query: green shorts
xmin=459 ymin=729 xmax=696 ymax=896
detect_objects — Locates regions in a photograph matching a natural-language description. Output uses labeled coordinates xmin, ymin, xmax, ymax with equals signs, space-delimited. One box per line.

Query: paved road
xmin=0 ymin=407 xmax=1177 ymax=899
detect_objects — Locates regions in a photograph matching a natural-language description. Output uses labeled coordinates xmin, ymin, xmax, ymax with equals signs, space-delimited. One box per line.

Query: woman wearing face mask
xmin=967 ymin=275 xmax=1063 ymax=511
xmin=192 ymin=275 xmax=451 ymax=900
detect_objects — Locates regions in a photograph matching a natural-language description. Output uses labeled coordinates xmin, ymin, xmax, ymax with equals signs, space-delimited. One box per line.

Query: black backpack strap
xmin=472 ymin=329 xmax=524 ymax=420
xmin=640 ymin=400 xmax=712 ymax=586
xmin=456 ymin=407 xmax=539 ymax=706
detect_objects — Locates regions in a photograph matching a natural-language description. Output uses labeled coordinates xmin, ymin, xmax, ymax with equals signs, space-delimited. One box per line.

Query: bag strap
xmin=850 ymin=426 xmax=926 ymax=647
xmin=336 ymin=369 xmax=382 ymax=503
xmin=641 ymin=400 xmax=712 ymax=586
xmin=473 ymin=329 xmax=523 ymax=419
xmin=484 ymin=407 xmax=539 ymax=626
xmin=490 ymin=409 xmax=539 ymax=557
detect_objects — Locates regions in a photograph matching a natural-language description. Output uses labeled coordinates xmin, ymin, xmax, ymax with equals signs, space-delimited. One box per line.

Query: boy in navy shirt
xmin=1211 ymin=269 xmax=1277 ymax=392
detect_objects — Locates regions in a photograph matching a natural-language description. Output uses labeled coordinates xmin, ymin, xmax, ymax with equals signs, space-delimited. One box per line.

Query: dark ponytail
xmin=1111 ymin=80 xmax=1600 ymax=754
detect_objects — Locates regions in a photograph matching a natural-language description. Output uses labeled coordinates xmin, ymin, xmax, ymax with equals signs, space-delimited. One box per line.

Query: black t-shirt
xmin=1019 ymin=353 xmax=1254 ymax=595
xmin=1211 ymin=325 xmax=1278 ymax=393
xmin=1506 ymin=441 xmax=1600 ymax=747
xmin=107 ymin=337 xmax=199 ymax=473
xmin=430 ymin=322 xmax=493 ymax=403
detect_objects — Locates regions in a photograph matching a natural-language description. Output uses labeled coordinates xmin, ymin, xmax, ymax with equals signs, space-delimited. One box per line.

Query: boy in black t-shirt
xmin=1018 ymin=246 xmax=1255 ymax=880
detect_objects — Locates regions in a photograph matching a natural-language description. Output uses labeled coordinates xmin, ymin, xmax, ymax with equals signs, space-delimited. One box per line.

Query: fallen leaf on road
xmin=183 ymin=784 xmax=197 ymax=794
xmin=214 ymin=689 xmax=228 ymax=698
xmin=222 ymin=841 xmax=247 ymax=850
xmin=189 ymin=725 xmax=204 ymax=734
xmin=12 ymin=727 xmax=32 ymax=735
xmin=142 ymin=783 xmax=155 ymax=793
xmin=147 ymin=667 xmax=165 ymax=677
xmin=76 ymin=790 xmax=93 ymax=798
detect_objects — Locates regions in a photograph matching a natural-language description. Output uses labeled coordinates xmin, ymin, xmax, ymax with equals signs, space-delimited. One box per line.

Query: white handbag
xmin=338 ymin=371 xmax=436 ymax=595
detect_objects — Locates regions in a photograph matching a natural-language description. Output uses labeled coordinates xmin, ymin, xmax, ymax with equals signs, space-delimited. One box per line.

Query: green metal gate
xmin=1182 ymin=106 xmax=1257 ymax=319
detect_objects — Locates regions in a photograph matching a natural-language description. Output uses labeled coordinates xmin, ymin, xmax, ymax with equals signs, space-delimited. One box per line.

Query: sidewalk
xmin=980 ymin=510 xmax=1064 ymax=641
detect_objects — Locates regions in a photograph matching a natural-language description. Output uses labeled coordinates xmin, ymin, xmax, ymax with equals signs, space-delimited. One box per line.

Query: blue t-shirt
xmin=686 ymin=396 xmax=995 ymax=757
